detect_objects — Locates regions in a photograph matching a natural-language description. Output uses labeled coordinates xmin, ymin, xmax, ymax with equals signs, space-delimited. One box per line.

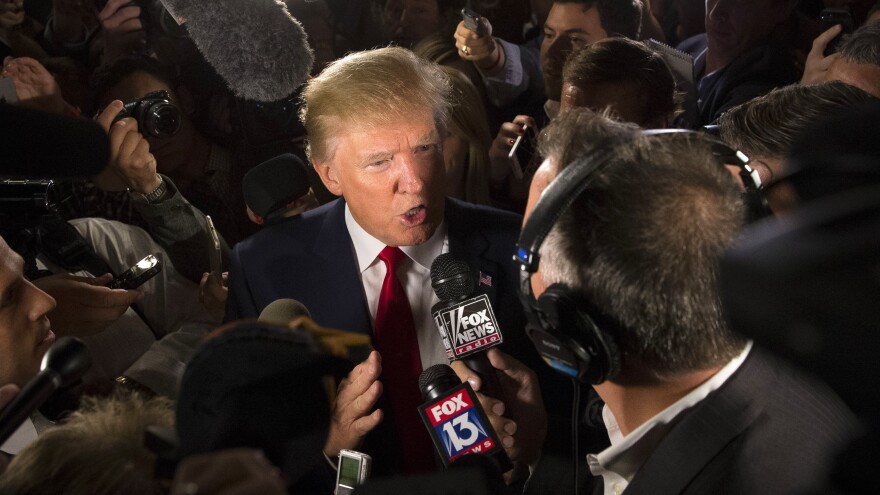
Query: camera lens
xmin=145 ymin=103 xmax=181 ymax=138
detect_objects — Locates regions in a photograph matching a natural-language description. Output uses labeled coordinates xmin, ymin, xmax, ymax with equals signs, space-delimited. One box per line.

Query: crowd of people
xmin=1 ymin=0 xmax=879 ymax=493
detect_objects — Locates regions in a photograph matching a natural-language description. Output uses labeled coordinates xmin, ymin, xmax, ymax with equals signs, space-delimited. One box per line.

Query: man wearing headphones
xmin=456 ymin=109 xmax=859 ymax=494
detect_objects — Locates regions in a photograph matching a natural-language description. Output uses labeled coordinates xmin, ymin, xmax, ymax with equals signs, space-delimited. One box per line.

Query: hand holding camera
xmin=96 ymin=99 xmax=160 ymax=195
xmin=99 ymin=0 xmax=146 ymax=62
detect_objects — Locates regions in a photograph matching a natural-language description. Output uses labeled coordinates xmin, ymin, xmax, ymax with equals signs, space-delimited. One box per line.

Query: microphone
xmin=0 ymin=104 xmax=110 ymax=178
xmin=430 ymin=254 xmax=504 ymax=400
xmin=158 ymin=0 xmax=314 ymax=102
xmin=0 ymin=337 xmax=91 ymax=445
xmin=243 ymin=154 xmax=312 ymax=223
xmin=417 ymin=364 xmax=512 ymax=472
xmin=257 ymin=298 xmax=371 ymax=362
xmin=258 ymin=298 xmax=312 ymax=323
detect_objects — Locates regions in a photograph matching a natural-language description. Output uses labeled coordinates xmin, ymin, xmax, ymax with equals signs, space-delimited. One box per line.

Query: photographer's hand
xmin=96 ymin=100 xmax=161 ymax=194
xmin=1 ymin=56 xmax=72 ymax=116
xmin=99 ymin=0 xmax=145 ymax=62
xmin=32 ymin=273 xmax=143 ymax=337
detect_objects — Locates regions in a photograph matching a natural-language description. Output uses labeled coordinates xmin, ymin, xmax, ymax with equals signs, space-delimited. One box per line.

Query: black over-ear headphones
xmin=514 ymin=130 xmax=769 ymax=385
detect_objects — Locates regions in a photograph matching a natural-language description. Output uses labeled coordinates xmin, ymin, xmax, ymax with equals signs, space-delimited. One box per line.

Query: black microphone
xmin=430 ymin=254 xmax=504 ymax=400
xmin=243 ymin=154 xmax=312 ymax=223
xmin=417 ymin=364 xmax=512 ymax=472
xmin=0 ymin=337 xmax=91 ymax=445
xmin=0 ymin=104 xmax=110 ymax=178
xmin=158 ymin=0 xmax=313 ymax=102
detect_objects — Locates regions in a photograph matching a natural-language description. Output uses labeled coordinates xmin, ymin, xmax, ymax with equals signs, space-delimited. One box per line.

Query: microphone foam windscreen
xmin=243 ymin=154 xmax=311 ymax=219
xmin=430 ymin=253 xmax=474 ymax=301
xmin=161 ymin=0 xmax=314 ymax=102
xmin=418 ymin=363 xmax=457 ymax=395
xmin=1 ymin=104 xmax=109 ymax=178
xmin=258 ymin=298 xmax=313 ymax=323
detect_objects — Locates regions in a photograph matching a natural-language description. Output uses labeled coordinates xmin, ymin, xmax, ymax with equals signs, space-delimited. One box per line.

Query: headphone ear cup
xmin=537 ymin=284 xmax=621 ymax=384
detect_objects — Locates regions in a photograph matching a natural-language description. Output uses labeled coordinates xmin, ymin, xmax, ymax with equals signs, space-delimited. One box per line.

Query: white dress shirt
xmin=344 ymin=205 xmax=450 ymax=370
xmin=587 ymin=342 xmax=754 ymax=495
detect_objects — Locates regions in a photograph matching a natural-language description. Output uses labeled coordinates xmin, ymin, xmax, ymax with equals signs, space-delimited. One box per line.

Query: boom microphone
xmin=417 ymin=364 xmax=512 ymax=472
xmin=159 ymin=0 xmax=314 ymax=102
xmin=0 ymin=337 xmax=91 ymax=445
xmin=430 ymin=254 xmax=504 ymax=400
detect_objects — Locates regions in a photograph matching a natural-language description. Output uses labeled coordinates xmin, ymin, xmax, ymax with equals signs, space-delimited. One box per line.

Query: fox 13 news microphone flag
xmin=417 ymin=364 xmax=512 ymax=472
xmin=430 ymin=254 xmax=504 ymax=399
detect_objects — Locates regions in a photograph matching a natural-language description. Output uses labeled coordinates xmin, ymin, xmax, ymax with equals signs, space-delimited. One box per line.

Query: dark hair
xmin=557 ymin=0 xmax=643 ymax=39
xmin=562 ymin=37 xmax=679 ymax=125
xmin=839 ymin=22 xmax=880 ymax=66
xmin=539 ymin=111 xmax=746 ymax=377
xmin=718 ymin=81 xmax=879 ymax=159
xmin=89 ymin=55 xmax=176 ymax=113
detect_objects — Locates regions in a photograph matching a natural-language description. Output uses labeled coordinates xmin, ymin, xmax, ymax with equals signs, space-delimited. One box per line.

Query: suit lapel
xmin=311 ymin=199 xmax=372 ymax=335
xmin=445 ymin=199 xmax=499 ymax=302
xmin=624 ymin=352 xmax=771 ymax=494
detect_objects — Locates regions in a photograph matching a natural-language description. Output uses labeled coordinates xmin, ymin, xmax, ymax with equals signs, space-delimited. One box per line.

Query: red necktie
xmin=372 ymin=246 xmax=436 ymax=473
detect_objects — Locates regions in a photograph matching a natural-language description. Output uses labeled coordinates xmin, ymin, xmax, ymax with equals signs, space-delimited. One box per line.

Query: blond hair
xmin=0 ymin=392 xmax=174 ymax=495
xmin=441 ymin=66 xmax=493 ymax=205
xmin=300 ymin=46 xmax=453 ymax=163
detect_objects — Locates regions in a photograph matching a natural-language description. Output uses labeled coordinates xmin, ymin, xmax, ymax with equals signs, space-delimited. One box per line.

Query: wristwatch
xmin=129 ymin=174 xmax=168 ymax=204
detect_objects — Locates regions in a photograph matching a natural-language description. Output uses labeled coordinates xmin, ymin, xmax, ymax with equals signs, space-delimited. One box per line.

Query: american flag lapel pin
xmin=479 ymin=271 xmax=493 ymax=288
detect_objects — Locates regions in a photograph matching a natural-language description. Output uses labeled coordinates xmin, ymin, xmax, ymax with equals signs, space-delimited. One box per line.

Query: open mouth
xmin=401 ymin=205 xmax=427 ymax=225
xmin=37 ymin=328 xmax=56 ymax=351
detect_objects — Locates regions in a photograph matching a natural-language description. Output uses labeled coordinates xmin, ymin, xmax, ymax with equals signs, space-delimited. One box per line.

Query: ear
xmin=313 ymin=161 xmax=343 ymax=197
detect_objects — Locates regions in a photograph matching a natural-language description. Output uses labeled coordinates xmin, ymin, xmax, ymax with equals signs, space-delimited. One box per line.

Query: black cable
xmin=572 ymin=379 xmax=581 ymax=495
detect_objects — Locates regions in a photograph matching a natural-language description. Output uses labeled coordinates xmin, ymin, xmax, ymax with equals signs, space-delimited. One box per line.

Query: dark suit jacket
xmin=678 ymin=34 xmax=800 ymax=126
xmin=603 ymin=348 xmax=860 ymax=495
xmin=225 ymin=197 xmax=548 ymax=474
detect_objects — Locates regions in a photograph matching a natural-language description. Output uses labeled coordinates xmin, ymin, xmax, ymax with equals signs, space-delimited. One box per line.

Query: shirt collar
xmin=589 ymin=341 xmax=754 ymax=482
xmin=0 ymin=417 xmax=38 ymax=455
xmin=344 ymin=203 xmax=447 ymax=272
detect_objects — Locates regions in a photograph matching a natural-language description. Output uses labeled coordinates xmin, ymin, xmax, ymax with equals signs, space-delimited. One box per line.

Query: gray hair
xmin=840 ymin=22 xmax=880 ymax=66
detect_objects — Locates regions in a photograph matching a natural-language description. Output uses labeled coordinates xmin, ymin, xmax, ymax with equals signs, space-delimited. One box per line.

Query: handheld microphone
xmin=258 ymin=298 xmax=312 ymax=323
xmin=0 ymin=337 xmax=91 ymax=445
xmin=257 ymin=298 xmax=371 ymax=362
xmin=158 ymin=0 xmax=314 ymax=102
xmin=417 ymin=364 xmax=512 ymax=472
xmin=430 ymin=254 xmax=504 ymax=399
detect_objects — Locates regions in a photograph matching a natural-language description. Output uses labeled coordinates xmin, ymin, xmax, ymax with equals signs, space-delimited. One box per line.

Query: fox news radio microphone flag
xmin=430 ymin=254 xmax=505 ymax=400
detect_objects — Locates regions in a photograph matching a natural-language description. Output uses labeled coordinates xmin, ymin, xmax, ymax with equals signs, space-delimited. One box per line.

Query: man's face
xmin=560 ymin=81 xmax=647 ymax=125
xmin=313 ymin=112 xmax=447 ymax=247
xmin=541 ymin=3 xmax=608 ymax=101
xmin=705 ymin=0 xmax=788 ymax=66
xmin=0 ymin=239 xmax=56 ymax=387
xmin=383 ymin=0 xmax=442 ymax=48
xmin=825 ymin=58 xmax=880 ymax=97
xmin=523 ymin=157 xmax=560 ymax=297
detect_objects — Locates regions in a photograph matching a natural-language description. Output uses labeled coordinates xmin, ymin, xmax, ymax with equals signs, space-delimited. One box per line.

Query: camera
xmin=114 ymin=90 xmax=181 ymax=138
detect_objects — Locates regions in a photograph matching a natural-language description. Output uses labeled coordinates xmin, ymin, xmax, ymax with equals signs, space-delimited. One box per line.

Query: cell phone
xmin=461 ymin=7 xmax=486 ymax=37
xmin=205 ymin=215 xmax=222 ymax=279
xmin=108 ymin=254 xmax=162 ymax=290
xmin=335 ymin=449 xmax=372 ymax=495
xmin=820 ymin=8 xmax=855 ymax=56
xmin=0 ymin=78 xmax=18 ymax=105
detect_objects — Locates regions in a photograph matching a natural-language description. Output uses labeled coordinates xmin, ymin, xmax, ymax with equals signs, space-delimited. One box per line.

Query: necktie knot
xmin=378 ymin=246 xmax=407 ymax=269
